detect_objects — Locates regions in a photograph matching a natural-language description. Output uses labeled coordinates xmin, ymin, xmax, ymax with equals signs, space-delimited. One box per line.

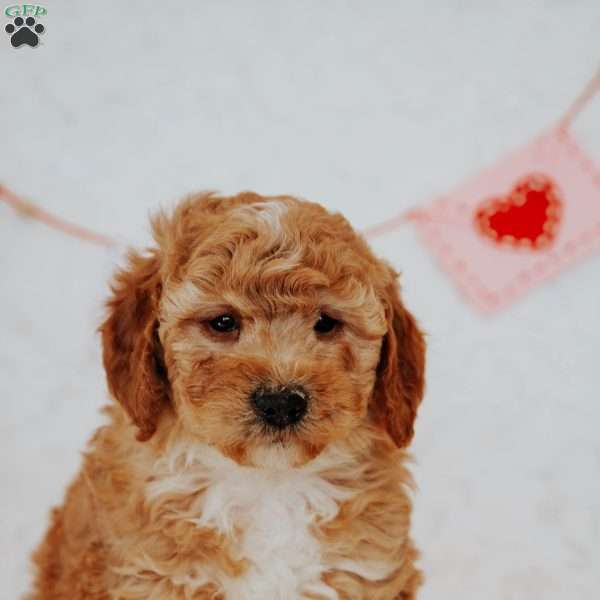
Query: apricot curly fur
xmin=27 ymin=191 xmax=426 ymax=599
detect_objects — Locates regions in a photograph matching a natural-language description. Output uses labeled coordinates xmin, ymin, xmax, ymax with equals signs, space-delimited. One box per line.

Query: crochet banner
xmin=363 ymin=70 xmax=600 ymax=313
xmin=414 ymin=127 xmax=600 ymax=313
xmin=1 ymin=70 xmax=600 ymax=315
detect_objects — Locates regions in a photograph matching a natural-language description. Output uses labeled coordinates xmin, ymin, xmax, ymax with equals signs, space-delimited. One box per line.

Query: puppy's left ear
xmin=372 ymin=269 xmax=426 ymax=448
xmin=99 ymin=249 xmax=170 ymax=441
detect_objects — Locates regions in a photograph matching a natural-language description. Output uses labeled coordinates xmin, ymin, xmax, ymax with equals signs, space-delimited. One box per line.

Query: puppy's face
xmin=101 ymin=193 xmax=425 ymax=466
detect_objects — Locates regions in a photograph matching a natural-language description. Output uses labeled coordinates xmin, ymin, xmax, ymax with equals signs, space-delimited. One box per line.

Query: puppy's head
xmin=100 ymin=193 xmax=425 ymax=465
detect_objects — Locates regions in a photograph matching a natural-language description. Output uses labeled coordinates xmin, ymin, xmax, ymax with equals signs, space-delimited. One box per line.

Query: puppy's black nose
xmin=251 ymin=386 xmax=308 ymax=429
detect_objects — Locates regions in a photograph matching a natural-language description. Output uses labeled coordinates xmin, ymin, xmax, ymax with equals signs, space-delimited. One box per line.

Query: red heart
xmin=475 ymin=174 xmax=563 ymax=249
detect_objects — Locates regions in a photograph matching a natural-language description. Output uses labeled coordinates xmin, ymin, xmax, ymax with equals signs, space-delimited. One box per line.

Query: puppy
xmin=27 ymin=192 xmax=426 ymax=600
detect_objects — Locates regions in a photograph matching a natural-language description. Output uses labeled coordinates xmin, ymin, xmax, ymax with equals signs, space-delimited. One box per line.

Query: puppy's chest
xmin=146 ymin=451 xmax=352 ymax=599
xmin=202 ymin=472 xmax=336 ymax=598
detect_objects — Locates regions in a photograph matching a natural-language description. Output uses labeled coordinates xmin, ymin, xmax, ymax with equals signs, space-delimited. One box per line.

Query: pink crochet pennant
xmin=413 ymin=127 xmax=600 ymax=312
xmin=363 ymin=71 xmax=600 ymax=314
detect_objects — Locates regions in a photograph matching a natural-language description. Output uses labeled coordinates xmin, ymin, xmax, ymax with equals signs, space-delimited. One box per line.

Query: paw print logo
xmin=5 ymin=16 xmax=45 ymax=48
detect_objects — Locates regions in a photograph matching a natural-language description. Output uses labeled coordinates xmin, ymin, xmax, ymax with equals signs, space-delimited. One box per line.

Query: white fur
xmin=160 ymin=279 xmax=207 ymax=322
xmin=236 ymin=199 xmax=288 ymax=234
xmin=146 ymin=441 xmax=395 ymax=599
xmin=233 ymin=200 xmax=306 ymax=276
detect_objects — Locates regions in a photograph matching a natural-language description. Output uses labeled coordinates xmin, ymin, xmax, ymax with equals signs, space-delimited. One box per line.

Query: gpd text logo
xmin=4 ymin=4 xmax=46 ymax=47
xmin=5 ymin=4 xmax=46 ymax=17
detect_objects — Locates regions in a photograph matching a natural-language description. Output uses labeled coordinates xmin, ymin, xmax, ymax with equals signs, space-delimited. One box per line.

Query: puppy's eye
xmin=314 ymin=313 xmax=340 ymax=335
xmin=208 ymin=314 xmax=239 ymax=333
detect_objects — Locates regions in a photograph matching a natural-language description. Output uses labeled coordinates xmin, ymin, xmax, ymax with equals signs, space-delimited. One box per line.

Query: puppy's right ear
xmin=371 ymin=271 xmax=426 ymax=448
xmin=99 ymin=250 xmax=169 ymax=441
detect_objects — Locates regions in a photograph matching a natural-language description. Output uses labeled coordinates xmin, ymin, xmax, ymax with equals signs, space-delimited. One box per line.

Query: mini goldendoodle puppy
xmin=27 ymin=192 xmax=426 ymax=600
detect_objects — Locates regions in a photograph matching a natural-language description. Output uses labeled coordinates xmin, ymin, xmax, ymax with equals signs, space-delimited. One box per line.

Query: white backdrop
xmin=1 ymin=2 xmax=599 ymax=598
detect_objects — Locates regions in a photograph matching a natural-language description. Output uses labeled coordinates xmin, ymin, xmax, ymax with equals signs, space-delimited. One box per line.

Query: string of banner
xmin=2 ymin=68 xmax=600 ymax=313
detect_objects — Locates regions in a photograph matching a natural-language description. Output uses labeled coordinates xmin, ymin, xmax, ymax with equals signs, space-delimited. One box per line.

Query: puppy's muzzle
xmin=251 ymin=385 xmax=308 ymax=430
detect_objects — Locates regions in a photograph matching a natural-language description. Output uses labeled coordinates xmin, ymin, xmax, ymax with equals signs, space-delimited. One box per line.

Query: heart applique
xmin=475 ymin=174 xmax=563 ymax=249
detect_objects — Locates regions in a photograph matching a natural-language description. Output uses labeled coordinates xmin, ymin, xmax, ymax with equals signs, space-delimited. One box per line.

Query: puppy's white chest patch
xmin=148 ymin=444 xmax=354 ymax=600
xmin=202 ymin=467 xmax=344 ymax=599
